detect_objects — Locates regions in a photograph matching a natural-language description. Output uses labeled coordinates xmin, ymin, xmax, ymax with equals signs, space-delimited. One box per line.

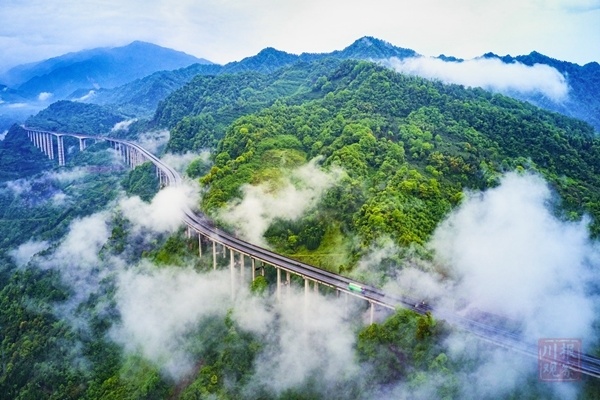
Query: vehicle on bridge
xmin=348 ymin=282 xmax=364 ymax=294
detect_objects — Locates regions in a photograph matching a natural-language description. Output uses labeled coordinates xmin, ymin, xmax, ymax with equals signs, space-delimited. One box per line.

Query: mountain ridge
xmin=0 ymin=41 xmax=212 ymax=98
xmin=2 ymin=36 xmax=598 ymax=132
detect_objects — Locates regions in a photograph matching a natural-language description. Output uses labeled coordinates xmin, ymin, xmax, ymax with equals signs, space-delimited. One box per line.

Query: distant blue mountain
xmin=0 ymin=41 xmax=212 ymax=99
xmin=481 ymin=51 xmax=600 ymax=131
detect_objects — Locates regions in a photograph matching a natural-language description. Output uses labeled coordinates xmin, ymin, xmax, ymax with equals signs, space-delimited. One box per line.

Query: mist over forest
xmin=1 ymin=37 xmax=600 ymax=399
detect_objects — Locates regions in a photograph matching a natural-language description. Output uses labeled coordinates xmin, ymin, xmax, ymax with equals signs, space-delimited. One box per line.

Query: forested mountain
xmin=25 ymin=100 xmax=126 ymax=135
xmin=155 ymin=59 xmax=600 ymax=262
xmin=0 ymin=41 xmax=210 ymax=99
xmin=2 ymin=42 xmax=600 ymax=399
xmin=88 ymin=36 xmax=600 ymax=131
xmin=76 ymin=38 xmax=420 ymax=118
xmin=482 ymin=51 xmax=600 ymax=131
xmin=73 ymin=63 xmax=223 ymax=117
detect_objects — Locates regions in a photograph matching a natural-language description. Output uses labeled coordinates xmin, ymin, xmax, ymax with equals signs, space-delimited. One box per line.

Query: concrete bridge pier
xmin=42 ymin=134 xmax=50 ymax=159
xmin=251 ymin=258 xmax=256 ymax=281
xmin=198 ymin=233 xmax=202 ymax=257
xmin=230 ymin=248 xmax=236 ymax=299
xmin=39 ymin=133 xmax=46 ymax=157
xmin=125 ymin=147 xmax=131 ymax=167
xmin=212 ymin=241 xmax=217 ymax=270
xmin=369 ymin=302 xmax=375 ymax=325
xmin=56 ymin=135 xmax=65 ymax=166
xmin=304 ymin=278 xmax=310 ymax=309
xmin=79 ymin=138 xmax=86 ymax=151
xmin=49 ymin=135 xmax=55 ymax=160
xmin=276 ymin=268 xmax=281 ymax=301
xmin=240 ymin=254 xmax=245 ymax=284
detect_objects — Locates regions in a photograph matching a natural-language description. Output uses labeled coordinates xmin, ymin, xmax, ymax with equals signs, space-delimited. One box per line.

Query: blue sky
xmin=0 ymin=0 xmax=598 ymax=72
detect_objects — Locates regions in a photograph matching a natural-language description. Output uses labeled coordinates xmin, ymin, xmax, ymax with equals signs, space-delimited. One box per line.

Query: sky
xmin=0 ymin=0 xmax=598 ymax=73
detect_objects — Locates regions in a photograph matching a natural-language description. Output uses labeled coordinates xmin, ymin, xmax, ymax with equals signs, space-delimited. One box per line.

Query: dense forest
xmin=2 ymin=57 xmax=600 ymax=399
xmin=153 ymin=59 xmax=600 ymax=270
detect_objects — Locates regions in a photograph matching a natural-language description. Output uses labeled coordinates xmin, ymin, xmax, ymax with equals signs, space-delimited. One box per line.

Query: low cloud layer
xmin=385 ymin=56 xmax=569 ymax=102
xmin=10 ymin=143 xmax=598 ymax=398
xmin=9 ymin=239 xmax=49 ymax=267
xmin=118 ymin=183 xmax=198 ymax=234
xmin=136 ymin=129 xmax=170 ymax=154
xmin=110 ymin=265 xmax=232 ymax=379
xmin=220 ymin=158 xmax=342 ymax=246
xmin=111 ymin=118 xmax=137 ymax=132
xmin=161 ymin=150 xmax=209 ymax=175
xmin=380 ymin=172 xmax=599 ymax=398
xmin=37 ymin=91 xmax=53 ymax=101
xmin=431 ymin=173 xmax=598 ymax=340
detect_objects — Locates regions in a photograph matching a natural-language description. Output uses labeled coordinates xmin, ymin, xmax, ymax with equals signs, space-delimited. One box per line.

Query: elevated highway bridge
xmin=22 ymin=126 xmax=600 ymax=380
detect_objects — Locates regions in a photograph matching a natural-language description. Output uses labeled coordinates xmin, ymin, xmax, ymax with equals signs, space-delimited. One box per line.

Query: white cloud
xmin=111 ymin=118 xmax=137 ymax=132
xmin=45 ymin=167 xmax=88 ymax=184
xmin=135 ymin=129 xmax=169 ymax=155
xmin=430 ymin=173 xmax=598 ymax=341
xmin=9 ymin=240 xmax=50 ymax=267
xmin=376 ymin=172 xmax=598 ymax=398
xmin=37 ymin=91 xmax=53 ymax=101
xmin=0 ymin=130 xmax=7 ymax=141
xmin=74 ymin=89 xmax=96 ymax=102
xmin=220 ymin=158 xmax=342 ymax=246
xmin=110 ymin=265 xmax=232 ymax=379
xmin=4 ymin=178 xmax=32 ymax=196
xmin=160 ymin=150 xmax=208 ymax=174
xmin=385 ymin=56 xmax=570 ymax=102
xmin=0 ymin=0 xmax=598 ymax=74
xmin=118 ymin=183 xmax=198 ymax=233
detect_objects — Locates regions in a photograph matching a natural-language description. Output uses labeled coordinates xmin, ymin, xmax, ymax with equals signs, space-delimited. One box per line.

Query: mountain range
xmin=0 ymin=36 xmax=598 ymax=131
xmin=0 ymin=41 xmax=210 ymax=99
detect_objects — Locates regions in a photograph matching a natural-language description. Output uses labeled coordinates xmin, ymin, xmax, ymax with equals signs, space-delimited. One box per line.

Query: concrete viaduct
xmin=22 ymin=126 xmax=600 ymax=379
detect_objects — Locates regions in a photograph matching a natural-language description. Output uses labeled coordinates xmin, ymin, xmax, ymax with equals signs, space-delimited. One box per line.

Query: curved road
xmin=24 ymin=127 xmax=600 ymax=379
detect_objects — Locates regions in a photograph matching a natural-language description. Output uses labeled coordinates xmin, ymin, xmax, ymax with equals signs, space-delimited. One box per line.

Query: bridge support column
xmin=198 ymin=234 xmax=202 ymax=257
xmin=369 ymin=302 xmax=375 ymax=325
xmin=79 ymin=138 xmax=86 ymax=151
xmin=57 ymin=135 xmax=65 ymax=166
xmin=240 ymin=254 xmax=244 ymax=284
xmin=40 ymin=133 xmax=46 ymax=156
xmin=230 ymin=248 xmax=235 ymax=300
xmin=212 ymin=241 xmax=217 ymax=270
xmin=125 ymin=146 xmax=131 ymax=167
xmin=304 ymin=278 xmax=310 ymax=309
xmin=251 ymin=258 xmax=256 ymax=281
xmin=49 ymin=135 xmax=54 ymax=160
xmin=276 ymin=268 xmax=281 ymax=301
xmin=43 ymin=134 xmax=50 ymax=158
xmin=314 ymin=281 xmax=319 ymax=293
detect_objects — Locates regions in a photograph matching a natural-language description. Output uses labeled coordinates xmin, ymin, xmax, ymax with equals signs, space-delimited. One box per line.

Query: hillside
xmin=25 ymin=100 xmax=126 ymax=135
xmin=151 ymin=60 xmax=600 ymax=271
xmin=1 ymin=41 xmax=211 ymax=99
xmin=2 ymin=56 xmax=600 ymax=399
xmin=74 ymin=63 xmax=223 ymax=117
xmin=92 ymin=36 xmax=600 ymax=132
xmin=483 ymin=51 xmax=600 ymax=131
